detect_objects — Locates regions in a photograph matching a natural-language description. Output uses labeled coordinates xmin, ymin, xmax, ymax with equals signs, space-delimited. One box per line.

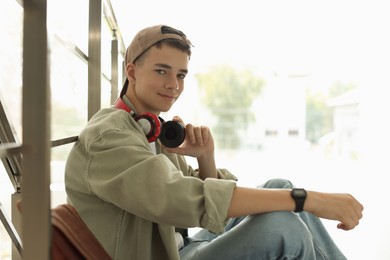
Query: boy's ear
xmin=126 ymin=63 xmax=136 ymax=83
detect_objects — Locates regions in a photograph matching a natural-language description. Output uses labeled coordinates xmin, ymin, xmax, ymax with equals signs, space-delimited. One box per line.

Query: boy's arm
xmin=228 ymin=186 xmax=364 ymax=231
xmin=196 ymin=151 xmax=218 ymax=180
xmin=165 ymin=116 xmax=218 ymax=180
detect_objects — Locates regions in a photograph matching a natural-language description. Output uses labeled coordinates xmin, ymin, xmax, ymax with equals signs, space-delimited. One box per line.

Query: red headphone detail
xmin=114 ymin=98 xmax=161 ymax=143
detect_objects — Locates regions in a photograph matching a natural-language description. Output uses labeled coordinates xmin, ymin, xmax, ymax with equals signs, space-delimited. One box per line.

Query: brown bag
xmin=51 ymin=204 xmax=112 ymax=260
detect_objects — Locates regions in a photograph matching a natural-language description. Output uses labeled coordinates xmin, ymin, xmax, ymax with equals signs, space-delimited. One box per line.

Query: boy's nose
xmin=164 ymin=78 xmax=179 ymax=90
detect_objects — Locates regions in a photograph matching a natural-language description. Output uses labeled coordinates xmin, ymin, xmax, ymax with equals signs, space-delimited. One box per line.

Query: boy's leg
xmin=298 ymin=211 xmax=347 ymax=259
xmin=180 ymin=211 xmax=315 ymax=260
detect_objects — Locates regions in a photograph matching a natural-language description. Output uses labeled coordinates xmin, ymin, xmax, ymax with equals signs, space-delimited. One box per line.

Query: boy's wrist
xmin=197 ymin=153 xmax=218 ymax=179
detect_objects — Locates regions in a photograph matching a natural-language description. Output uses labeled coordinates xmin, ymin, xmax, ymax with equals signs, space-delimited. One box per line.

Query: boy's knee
xmin=282 ymin=219 xmax=314 ymax=258
xmin=258 ymin=178 xmax=293 ymax=189
xmin=256 ymin=212 xmax=314 ymax=258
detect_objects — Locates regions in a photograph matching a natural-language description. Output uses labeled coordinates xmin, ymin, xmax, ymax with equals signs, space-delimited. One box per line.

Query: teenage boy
xmin=65 ymin=24 xmax=363 ymax=260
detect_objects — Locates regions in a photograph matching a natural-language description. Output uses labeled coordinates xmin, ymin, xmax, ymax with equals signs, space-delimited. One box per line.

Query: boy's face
xmin=127 ymin=44 xmax=189 ymax=115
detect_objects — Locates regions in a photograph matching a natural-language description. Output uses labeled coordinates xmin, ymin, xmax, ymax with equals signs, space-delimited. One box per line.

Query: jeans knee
xmin=281 ymin=216 xmax=313 ymax=246
xmin=258 ymin=178 xmax=293 ymax=189
xmin=259 ymin=212 xmax=315 ymax=258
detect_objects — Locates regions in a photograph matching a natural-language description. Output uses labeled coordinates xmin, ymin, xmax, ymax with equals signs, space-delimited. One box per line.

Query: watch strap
xmin=291 ymin=188 xmax=307 ymax=213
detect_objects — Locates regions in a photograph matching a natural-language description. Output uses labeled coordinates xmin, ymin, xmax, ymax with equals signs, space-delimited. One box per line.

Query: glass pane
xmin=0 ymin=2 xmax=23 ymax=258
xmin=48 ymin=0 xmax=88 ymax=54
xmin=47 ymin=0 xmax=89 ymax=208
xmin=49 ymin=36 xmax=88 ymax=141
xmin=0 ymin=1 xmax=23 ymax=139
xmin=51 ymin=145 xmax=73 ymax=207
xmin=101 ymin=76 xmax=111 ymax=108
xmin=102 ymin=21 xmax=112 ymax=79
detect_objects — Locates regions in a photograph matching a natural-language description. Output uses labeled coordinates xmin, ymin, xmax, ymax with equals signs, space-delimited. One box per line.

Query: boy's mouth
xmin=158 ymin=93 xmax=177 ymax=101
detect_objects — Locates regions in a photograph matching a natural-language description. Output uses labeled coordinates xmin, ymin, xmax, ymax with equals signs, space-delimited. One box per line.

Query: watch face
xmin=293 ymin=189 xmax=307 ymax=198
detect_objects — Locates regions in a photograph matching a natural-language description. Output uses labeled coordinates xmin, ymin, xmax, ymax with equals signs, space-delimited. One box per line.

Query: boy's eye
xmin=178 ymin=74 xmax=186 ymax=80
xmin=155 ymin=69 xmax=166 ymax=75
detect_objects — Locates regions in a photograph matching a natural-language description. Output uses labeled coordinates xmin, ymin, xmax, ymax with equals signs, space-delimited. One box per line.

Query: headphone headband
xmin=114 ymin=98 xmax=131 ymax=113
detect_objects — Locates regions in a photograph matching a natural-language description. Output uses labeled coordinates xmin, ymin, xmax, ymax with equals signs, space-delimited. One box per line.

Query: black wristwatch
xmin=291 ymin=188 xmax=307 ymax=212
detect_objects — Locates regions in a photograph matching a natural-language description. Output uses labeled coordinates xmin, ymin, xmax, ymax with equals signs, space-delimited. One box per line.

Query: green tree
xmin=196 ymin=65 xmax=264 ymax=148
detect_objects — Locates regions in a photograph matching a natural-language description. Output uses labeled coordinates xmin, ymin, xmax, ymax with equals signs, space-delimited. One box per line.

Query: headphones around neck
xmin=114 ymin=98 xmax=186 ymax=148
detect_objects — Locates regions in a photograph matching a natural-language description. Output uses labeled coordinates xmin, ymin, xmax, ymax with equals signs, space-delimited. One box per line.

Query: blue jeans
xmin=179 ymin=178 xmax=346 ymax=260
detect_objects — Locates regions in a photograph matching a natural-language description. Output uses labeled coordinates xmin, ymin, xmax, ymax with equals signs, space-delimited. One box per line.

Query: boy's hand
xmin=305 ymin=191 xmax=364 ymax=231
xmin=164 ymin=116 xmax=214 ymax=158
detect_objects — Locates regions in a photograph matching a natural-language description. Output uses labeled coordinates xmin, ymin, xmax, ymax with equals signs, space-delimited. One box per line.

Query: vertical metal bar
xmin=22 ymin=0 xmax=51 ymax=259
xmin=88 ymin=0 xmax=102 ymax=120
xmin=111 ymin=32 xmax=118 ymax=104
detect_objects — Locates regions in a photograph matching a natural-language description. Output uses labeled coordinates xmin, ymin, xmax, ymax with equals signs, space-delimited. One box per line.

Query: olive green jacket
xmin=65 ymin=108 xmax=237 ymax=260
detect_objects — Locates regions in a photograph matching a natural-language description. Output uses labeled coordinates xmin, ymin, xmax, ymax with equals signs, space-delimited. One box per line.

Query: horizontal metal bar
xmin=0 ymin=143 xmax=23 ymax=159
xmin=51 ymin=136 xmax=78 ymax=147
xmin=54 ymin=34 xmax=88 ymax=63
xmin=0 ymin=136 xmax=78 ymax=154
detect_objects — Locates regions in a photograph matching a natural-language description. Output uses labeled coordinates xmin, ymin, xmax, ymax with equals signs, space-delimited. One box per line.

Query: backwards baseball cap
xmin=120 ymin=25 xmax=192 ymax=97
xmin=125 ymin=24 xmax=192 ymax=65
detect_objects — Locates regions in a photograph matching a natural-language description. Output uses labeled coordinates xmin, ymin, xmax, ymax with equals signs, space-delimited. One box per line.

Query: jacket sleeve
xmin=85 ymin=128 xmax=237 ymax=234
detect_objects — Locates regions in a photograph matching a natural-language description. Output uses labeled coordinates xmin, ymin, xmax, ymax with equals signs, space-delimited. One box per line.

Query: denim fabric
xmin=179 ymin=178 xmax=346 ymax=260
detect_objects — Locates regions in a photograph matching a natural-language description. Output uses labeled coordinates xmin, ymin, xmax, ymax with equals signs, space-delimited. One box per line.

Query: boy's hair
xmin=134 ymin=38 xmax=191 ymax=65
xmin=120 ymin=25 xmax=192 ymax=97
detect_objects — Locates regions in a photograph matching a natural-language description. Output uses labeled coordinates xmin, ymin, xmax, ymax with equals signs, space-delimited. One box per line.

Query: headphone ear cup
xmin=135 ymin=112 xmax=161 ymax=142
xmin=159 ymin=121 xmax=186 ymax=148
